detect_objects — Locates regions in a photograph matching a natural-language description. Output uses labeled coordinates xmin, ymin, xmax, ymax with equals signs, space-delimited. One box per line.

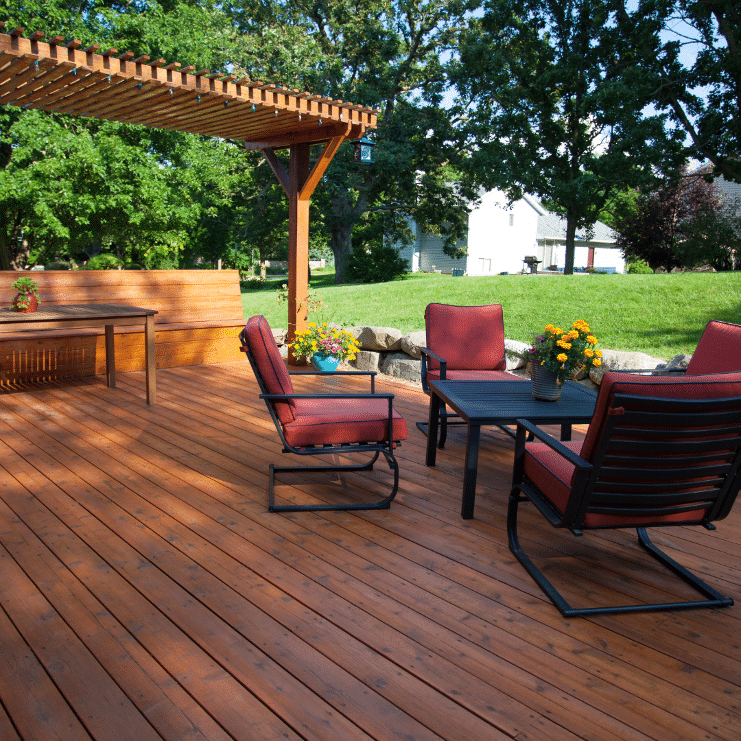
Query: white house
xmin=398 ymin=189 xmax=624 ymax=275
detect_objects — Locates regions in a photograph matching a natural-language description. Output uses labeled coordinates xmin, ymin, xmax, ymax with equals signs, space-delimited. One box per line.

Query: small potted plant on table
xmin=11 ymin=276 xmax=40 ymax=313
xmin=527 ymin=320 xmax=602 ymax=400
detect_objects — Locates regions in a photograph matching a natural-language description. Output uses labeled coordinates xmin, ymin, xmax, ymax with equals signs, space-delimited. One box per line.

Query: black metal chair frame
xmin=509 ymin=392 xmax=741 ymax=616
xmin=417 ymin=346 xmax=463 ymax=448
xmin=241 ymin=341 xmax=402 ymax=513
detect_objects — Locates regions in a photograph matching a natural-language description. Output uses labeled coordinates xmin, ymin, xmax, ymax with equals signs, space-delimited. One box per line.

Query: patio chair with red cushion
xmin=508 ymin=369 xmax=741 ymax=616
xmin=684 ymin=319 xmax=741 ymax=375
xmin=418 ymin=303 xmax=525 ymax=448
xmin=630 ymin=319 xmax=741 ymax=376
xmin=239 ymin=315 xmax=408 ymax=512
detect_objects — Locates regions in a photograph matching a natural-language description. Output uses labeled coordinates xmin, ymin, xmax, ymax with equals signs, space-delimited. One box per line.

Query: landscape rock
xmin=380 ymin=353 xmax=422 ymax=383
xmin=658 ymin=353 xmax=692 ymax=373
xmin=400 ymin=330 xmax=427 ymax=359
xmin=504 ymin=339 xmax=530 ymax=370
xmin=589 ymin=349 xmax=666 ymax=384
xmin=272 ymin=328 xmax=287 ymax=346
xmin=352 ymin=326 xmax=403 ymax=352
xmin=351 ymin=350 xmax=382 ymax=372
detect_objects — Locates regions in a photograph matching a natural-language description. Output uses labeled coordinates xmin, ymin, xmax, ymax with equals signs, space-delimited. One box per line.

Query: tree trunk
xmin=328 ymin=185 xmax=370 ymax=284
xmin=330 ymin=221 xmax=354 ymax=283
xmin=563 ymin=213 xmax=578 ymax=275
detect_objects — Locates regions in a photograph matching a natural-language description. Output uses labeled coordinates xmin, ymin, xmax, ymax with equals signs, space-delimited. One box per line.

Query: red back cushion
xmin=425 ymin=303 xmax=506 ymax=372
xmin=686 ymin=320 xmax=741 ymax=375
xmin=580 ymin=370 xmax=741 ymax=463
xmin=243 ymin=315 xmax=296 ymax=424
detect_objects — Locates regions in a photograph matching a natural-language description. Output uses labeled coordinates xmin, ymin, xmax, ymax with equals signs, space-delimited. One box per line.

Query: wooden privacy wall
xmin=0 ymin=270 xmax=247 ymax=383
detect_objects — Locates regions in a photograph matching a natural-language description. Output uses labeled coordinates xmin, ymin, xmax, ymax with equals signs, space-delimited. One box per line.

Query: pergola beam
xmin=0 ymin=25 xmax=377 ymax=347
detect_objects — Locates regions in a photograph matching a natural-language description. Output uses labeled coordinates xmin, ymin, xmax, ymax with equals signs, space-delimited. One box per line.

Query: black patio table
xmin=425 ymin=379 xmax=598 ymax=519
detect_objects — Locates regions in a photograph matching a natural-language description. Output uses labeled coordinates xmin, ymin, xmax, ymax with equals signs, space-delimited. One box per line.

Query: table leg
xmin=426 ymin=392 xmax=441 ymax=467
xmin=104 ymin=324 xmax=115 ymax=388
xmin=560 ymin=423 xmax=572 ymax=441
xmin=145 ymin=314 xmax=156 ymax=406
xmin=461 ymin=423 xmax=481 ymax=520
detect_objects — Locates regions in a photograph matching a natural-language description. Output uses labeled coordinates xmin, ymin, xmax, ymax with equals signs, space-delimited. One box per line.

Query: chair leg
xmin=269 ymin=450 xmax=401 ymax=513
xmin=507 ymin=490 xmax=734 ymax=617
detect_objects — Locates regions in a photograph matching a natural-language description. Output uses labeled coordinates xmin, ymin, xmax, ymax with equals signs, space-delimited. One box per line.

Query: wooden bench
xmin=0 ymin=270 xmax=247 ymax=385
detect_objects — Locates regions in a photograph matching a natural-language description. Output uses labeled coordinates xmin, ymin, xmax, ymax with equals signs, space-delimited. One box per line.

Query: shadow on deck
xmin=0 ymin=362 xmax=739 ymax=741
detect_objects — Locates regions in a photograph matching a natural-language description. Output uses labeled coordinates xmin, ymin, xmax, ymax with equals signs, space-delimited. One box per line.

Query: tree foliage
xmin=614 ymin=1 xmax=741 ymax=183
xmin=453 ymin=0 xmax=686 ymax=274
xmin=613 ymin=168 xmax=741 ymax=272
xmin=227 ymin=0 xmax=479 ymax=283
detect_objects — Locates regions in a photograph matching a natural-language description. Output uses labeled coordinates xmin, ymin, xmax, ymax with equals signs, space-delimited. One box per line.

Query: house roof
xmin=0 ymin=23 xmax=375 ymax=147
xmin=536 ymin=212 xmax=616 ymax=245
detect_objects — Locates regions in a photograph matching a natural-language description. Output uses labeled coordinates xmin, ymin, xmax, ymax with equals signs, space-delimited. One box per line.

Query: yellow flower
xmin=544 ymin=324 xmax=555 ymax=332
xmin=595 ymin=349 xmax=603 ymax=358
xmin=308 ymin=321 xmax=316 ymax=328
xmin=593 ymin=358 xmax=602 ymax=366
xmin=568 ymin=330 xmax=579 ymax=339
xmin=584 ymin=349 xmax=594 ymax=358
xmin=587 ymin=335 xmax=597 ymax=345
xmin=557 ymin=353 xmax=568 ymax=362
xmin=557 ymin=340 xmax=572 ymax=349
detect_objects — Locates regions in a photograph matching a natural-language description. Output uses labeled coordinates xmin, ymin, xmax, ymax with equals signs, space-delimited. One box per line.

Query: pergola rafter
xmin=0 ymin=22 xmax=377 ymax=348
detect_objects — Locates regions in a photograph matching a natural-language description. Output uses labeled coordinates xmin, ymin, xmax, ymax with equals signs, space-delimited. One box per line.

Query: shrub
xmin=347 ymin=243 xmax=409 ymax=283
xmin=83 ymin=254 xmax=124 ymax=270
xmin=627 ymin=259 xmax=654 ymax=274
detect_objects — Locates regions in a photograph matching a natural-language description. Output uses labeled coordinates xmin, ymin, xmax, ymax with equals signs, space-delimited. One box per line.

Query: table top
xmin=0 ymin=303 xmax=158 ymax=325
xmin=429 ymin=379 xmax=597 ymax=425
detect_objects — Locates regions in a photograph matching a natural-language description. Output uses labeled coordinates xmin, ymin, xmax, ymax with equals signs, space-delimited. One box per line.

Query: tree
xmin=227 ymin=0 xmax=479 ymax=283
xmin=613 ymin=167 xmax=741 ymax=271
xmin=453 ymin=0 xmax=685 ymax=274
xmin=0 ymin=1 xmax=277 ymax=270
xmin=614 ymin=1 xmax=741 ymax=183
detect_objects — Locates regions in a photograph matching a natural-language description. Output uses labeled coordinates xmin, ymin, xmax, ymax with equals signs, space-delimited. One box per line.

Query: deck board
xmin=1 ymin=362 xmax=740 ymax=741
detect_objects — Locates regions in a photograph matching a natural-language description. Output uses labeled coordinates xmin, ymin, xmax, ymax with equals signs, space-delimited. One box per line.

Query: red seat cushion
xmin=425 ymin=303 xmax=507 ymax=372
xmin=426 ymin=369 xmax=526 ymax=383
xmin=581 ymin=370 xmax=741 ymax=462
xmin=686 ymin=320 xmax=741 ymax=375
xmin=283 ymin=397 xmax=408 ymax=448
xmin=243 ymin=315 xmax=296 ymax=424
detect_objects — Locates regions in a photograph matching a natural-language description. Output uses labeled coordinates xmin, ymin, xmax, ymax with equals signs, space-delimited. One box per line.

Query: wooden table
xmin=426 ymin=379 xmax=597 ymax=519
xmin=0 ymin=303 xmax=158 ymax=405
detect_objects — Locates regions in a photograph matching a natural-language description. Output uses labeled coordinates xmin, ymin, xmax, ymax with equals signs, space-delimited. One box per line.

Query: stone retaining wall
xmin=271 ymin=324 xmax=688 ymax=388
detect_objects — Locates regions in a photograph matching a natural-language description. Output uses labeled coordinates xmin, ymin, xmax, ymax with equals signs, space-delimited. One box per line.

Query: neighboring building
xmin=398 ymin=189 xmax=624 ymax=275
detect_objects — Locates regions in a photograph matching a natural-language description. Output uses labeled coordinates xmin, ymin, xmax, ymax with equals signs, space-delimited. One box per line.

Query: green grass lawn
xmin=242 ymin=271 xmax=741 ymax=360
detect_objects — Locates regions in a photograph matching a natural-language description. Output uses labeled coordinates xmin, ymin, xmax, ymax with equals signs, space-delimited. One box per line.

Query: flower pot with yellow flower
xmin=526 ymin=321 xmax=602 ymax=401
xmin=290 ymin=322 xmax=360 ymax=372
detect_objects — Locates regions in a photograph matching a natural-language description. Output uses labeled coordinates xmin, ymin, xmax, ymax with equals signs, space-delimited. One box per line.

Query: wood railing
xmin=0 ymin=270 xmax=247 ymax=384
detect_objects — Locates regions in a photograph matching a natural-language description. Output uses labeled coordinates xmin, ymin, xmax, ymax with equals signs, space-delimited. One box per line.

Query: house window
xmin=509 ymin=214 xmax=514 ymax=227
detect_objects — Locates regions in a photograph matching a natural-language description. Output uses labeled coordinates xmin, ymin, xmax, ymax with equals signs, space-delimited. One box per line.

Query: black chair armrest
xmin=290 ymin=369 xmax=377 ymax=392
xmin=419 ymin=346 xmax=447 ymax=391
xmin=609 ymin=368 xmax=686 ymax=376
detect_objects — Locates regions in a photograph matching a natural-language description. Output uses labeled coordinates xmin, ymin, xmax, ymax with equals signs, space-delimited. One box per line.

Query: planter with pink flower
xmin=290 ymin=322 xmax=360 ymax=372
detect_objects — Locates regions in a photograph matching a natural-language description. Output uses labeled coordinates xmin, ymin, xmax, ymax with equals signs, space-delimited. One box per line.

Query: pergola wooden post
xmin=0 ymin=24 xmax=376 ymax=351
xmin=259 ymin=133 xmax=351 ymax=358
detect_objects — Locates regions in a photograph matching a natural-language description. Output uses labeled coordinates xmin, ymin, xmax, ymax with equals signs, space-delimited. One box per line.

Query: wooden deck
xmin=0 ymin=362 xmax=739 ymax=741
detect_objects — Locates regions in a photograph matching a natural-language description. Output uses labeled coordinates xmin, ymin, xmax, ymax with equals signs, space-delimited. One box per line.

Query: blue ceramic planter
xmin=311 ymin=353 xmax=341 ymax=372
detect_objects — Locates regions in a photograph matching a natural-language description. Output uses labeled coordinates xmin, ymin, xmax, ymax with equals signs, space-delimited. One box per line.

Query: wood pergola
xmin=0 ymin=22 xmax=377 ymax=349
